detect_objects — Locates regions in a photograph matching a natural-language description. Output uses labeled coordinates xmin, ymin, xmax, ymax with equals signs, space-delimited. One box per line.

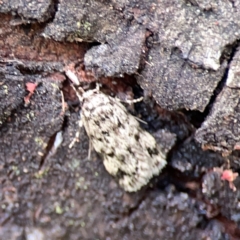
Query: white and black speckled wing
xmin=81 ymin=89 xmax=166 ymax=192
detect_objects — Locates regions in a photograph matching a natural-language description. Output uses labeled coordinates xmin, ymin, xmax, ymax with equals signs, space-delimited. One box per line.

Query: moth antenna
xmin=95 ymin=82 xmax=101 ymax=91
xmin=122 ymin=96 xmax=143 ymax=104
xmin=65 ymin=69 xmax=80 ymax=85
xmin=65 ymin=69 xmax=85 ymax=101
xmin=69 ymin=116 xmax=83 ymax=149
xmin=70 ymin=84 xmax=84 ymax=102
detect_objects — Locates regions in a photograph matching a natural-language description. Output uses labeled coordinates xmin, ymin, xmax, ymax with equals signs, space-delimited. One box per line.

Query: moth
xmin=67 ymin=71 xmax=167 ymax=192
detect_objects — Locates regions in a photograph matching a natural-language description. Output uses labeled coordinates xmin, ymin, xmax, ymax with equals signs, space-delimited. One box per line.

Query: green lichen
xmin=68 ymin=158 xmax=80 ymax=171
xmin=55 ymin=205 xmax=63 ymax=214
xmin=75 ymin=177 xmax=87 ymax=190
xmin=11 ymin=165 xmax=20 ymax=175
xmin=34 ymin=168 xmax=49 ymax=179
xmin=26 ymin=111 xmax=35 ymax=121
xmin=68 ymin=220 xmax=74 ymax=226
xmin=3 ymin=85 xmax=8 ymax=94
xmin=50 ymin=83 xmax=59 ymax=90
xmin=80 ymin=221 xmax=85 ymax=227
xmin=83 ymin=21 xmax=91 ymax=31
xmin=34 ymin=137 xmax=47 ymax=149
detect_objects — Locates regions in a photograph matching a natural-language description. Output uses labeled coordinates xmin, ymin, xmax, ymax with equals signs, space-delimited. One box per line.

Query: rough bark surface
xmin=1 ymin=0 xmax=240 ymax=239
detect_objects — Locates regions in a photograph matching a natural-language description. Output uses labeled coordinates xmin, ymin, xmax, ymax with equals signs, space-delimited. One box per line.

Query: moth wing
xmin=81 ymin=92 xmax=166 ymax=192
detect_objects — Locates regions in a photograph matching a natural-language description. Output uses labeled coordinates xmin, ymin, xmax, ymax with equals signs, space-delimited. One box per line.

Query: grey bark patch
xmin=202 ymin=169 xmax=240 ymax=227
xmin=196 ymin=48 xmax=240 ymax=154
xmin=195 ymin=87 xmax=240 ymax=154
xmin=100 ymin=186 xmax=228 ymax=240
xmin=43 ymin=0 xmax=125 ymax=43
xmin=146 ymin=1 xmax=240 ymax=70
xmin=0 ymin=64 xmax=25 ymax=126
xmin=0 ymin=187 xmax=230 ymax=239
xmin=0 ymin=0 xmax=54 ymax=23
xmin=137 ymin=46 xmax=225 ymax=111
xmin=0 ymin=79 xmax=63 ymax=164
xmin=84 ymin=25 xmax=145 ymax=77
xmin=153 ymin=129 xmax=177 ymax=155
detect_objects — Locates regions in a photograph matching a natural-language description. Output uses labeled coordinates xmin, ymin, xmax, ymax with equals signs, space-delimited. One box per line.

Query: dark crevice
xmin=123 ymin=193 xmax=148 ymax=216
xmin=38 ymin=131 xmax=57 ymax=170
xmin=38 ymin=116 xmax=68 ymax=170
xmin=202 ymin=41 xmax=240 ymax=116
xmin=181 ymin=109 xmax=205 ymax=129
xmin=16 ymin=64 xmax=45 ymax=75
xmin=182 ymin=41 xmax=240 ymax=129
xmin=160 ymin=166 xmax=202 ymax=196
xmin=87 ymin=41 xmax=101 ymax=48
xmin=137 ymin=29 xmax=155 ymax=72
